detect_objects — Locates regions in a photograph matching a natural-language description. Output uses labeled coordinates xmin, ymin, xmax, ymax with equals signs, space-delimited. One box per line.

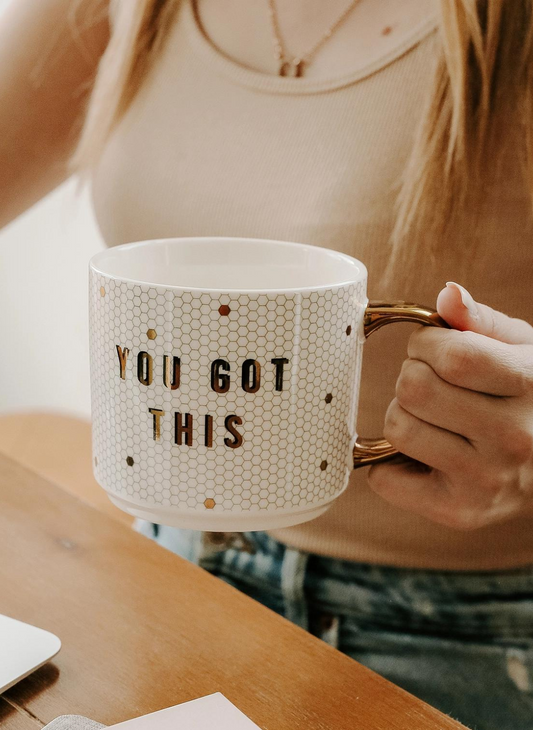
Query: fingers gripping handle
xmin=353 ymin=302 xmax=449 ymax=468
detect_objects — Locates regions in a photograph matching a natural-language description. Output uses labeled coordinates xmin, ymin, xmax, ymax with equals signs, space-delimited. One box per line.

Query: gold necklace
xmin=267 ymin=0 xmax=362 ymax=77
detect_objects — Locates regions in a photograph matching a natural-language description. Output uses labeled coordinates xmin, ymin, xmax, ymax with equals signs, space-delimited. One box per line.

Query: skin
xmin=0 ymin=0 xmax=109 ymax=230
xmin=198 ymin=0 xmax=435 ymax=78
xmin=369 ymin=282 xmax=533 ymax=531
xmin=1 ymin=1 xmax=532 ymax=532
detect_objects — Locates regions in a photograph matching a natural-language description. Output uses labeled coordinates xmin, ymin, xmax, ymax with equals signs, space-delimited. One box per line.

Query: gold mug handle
xmin=353 ymin=301 xmax=449 ymax=468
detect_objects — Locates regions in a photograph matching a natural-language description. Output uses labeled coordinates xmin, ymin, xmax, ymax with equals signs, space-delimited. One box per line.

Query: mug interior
xmin=90 ymin=237 xmax=367 ymax=292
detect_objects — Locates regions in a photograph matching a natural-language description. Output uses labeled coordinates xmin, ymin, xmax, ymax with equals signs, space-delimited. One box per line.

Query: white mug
xmin=89 ymin=237 xmax=445 ymax=531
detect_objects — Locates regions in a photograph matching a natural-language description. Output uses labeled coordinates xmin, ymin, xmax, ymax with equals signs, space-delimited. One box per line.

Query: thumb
xmin=436 ymin=281 xmax=533 ymax=345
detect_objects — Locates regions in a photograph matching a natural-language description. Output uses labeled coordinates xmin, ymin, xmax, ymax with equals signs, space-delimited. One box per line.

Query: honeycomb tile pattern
xmin=89 ymin=270 xmax=367 ymax=519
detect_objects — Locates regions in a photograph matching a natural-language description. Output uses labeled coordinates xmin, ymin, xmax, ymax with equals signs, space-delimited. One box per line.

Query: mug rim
xmin=89 ymin=236 xmax=368 ymax=294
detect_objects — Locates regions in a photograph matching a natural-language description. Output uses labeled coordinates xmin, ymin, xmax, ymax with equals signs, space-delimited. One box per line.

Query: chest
xmin=92 ymin=33 xmax=433 ymax=261
xmin=91 ymin=11 xmax=532 ymax=322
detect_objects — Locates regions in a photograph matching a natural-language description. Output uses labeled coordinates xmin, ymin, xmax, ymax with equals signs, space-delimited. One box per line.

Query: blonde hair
xmin=74 ymin=0 xmax=533 ymax=274
xmin=73 ymin=0 xmax=179 ymax=171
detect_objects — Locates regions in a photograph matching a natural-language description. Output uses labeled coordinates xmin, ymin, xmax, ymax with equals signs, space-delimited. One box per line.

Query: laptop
xmin=0 ymin=613 xmax=61 ymax=693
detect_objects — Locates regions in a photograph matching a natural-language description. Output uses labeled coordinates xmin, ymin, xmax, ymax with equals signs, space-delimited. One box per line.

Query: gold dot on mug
xmin=126 ymin=456 xmax=134 ymax=467
xmin=325 ymin=393 xmax=333 ymax=404
xmin=147 ymin=329 xmax=157 ymax=340
xmin=94 ymin=456 xmax=98 ymax=466
xmin=320 ymin=460 xmax=328 ymax=471
xmin=346 ymin=325 xmax=352 ymax=336
xmin=100 ymin=286 xmax=105 ymax=297
xmin=204 ymin=498 xmax=216 ymax=509
xmin=218 ymin=304 xmax=231 ymax=316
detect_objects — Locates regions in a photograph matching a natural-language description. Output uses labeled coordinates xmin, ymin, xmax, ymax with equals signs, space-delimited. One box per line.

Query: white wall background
xmin=0 ymin=0 xmax=105 ymax=419
xmin=0 ymin=183 xmax=105 ymax=419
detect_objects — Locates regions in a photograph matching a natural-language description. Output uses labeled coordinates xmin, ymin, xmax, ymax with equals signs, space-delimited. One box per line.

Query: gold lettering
xmin=211 ymin=359 xmax=230 ymax=393
xmin=271 ymin=357 xmax=289 ymax=391
xmin=242 ymin=359 xmax=261 ymax=393
xmin=163 ymin=355 xmax=180 ymax=390
xmin=204 ymin=414 xmax=213 ymax=447
xmin=175 ymin=412 xmax=193 ymax=446
xmin=148 ymin=408 xmax=165 ymax=441
xmin=137 ymin=351 xmax=153 ymax=386
xmin=116 ymin=345 xmax=130 ymax=380
xmin=224 ymin=414 xmax=243 ymax=449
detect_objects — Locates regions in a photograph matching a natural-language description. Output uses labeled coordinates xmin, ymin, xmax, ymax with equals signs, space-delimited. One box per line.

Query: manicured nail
xmin=446 ymin=281 xmax=478 ymax=319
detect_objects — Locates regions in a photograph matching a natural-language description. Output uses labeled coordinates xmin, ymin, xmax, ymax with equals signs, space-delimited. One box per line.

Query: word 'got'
xmin=116 ymin=346 xmax=290 ymax=392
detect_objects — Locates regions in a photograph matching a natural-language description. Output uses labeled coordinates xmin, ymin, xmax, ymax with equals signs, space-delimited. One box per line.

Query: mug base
xmin=107 ymin=492 xmax=331 ymax=532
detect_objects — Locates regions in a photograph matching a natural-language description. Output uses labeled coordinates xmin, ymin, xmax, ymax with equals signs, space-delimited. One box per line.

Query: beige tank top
xmin=92 ymin=0 xmax=533 ymax=569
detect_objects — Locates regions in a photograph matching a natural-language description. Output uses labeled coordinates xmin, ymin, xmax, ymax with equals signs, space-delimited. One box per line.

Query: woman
xmin=1 ymin=1 xmax=533 ymax=727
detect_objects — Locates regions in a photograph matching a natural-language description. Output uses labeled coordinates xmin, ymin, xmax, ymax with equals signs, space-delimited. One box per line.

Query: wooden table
xmin=0 ymin=453 xmax=465 ymax=729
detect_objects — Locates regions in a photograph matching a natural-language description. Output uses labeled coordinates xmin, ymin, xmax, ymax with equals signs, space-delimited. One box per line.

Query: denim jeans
xmin=136 ymin=521 xmax=533 ymax=730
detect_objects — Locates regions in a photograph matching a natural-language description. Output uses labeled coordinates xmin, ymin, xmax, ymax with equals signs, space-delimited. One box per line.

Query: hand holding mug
xmin=368 ymin=282 xmax=533 ymax=531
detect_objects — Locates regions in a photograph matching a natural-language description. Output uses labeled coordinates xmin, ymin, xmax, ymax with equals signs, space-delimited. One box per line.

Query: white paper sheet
xmin=108 ymin=693 xmax=261 ymax=730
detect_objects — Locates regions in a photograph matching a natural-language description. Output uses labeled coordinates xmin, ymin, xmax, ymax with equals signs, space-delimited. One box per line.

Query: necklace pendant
xmin=279 ymin=58 xmax=305 ymax=77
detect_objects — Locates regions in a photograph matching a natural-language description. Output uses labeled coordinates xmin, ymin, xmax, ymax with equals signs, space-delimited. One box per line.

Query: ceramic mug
xmin=89 ymin=237 xmax=445 ymax=531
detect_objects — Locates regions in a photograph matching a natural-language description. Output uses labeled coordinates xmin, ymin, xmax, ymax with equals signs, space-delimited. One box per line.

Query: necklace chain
xmin=267 ymin=0 xmax=362 ymax=77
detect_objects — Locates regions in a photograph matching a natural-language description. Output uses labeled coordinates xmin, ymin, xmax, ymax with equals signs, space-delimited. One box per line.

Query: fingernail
xmin=445 ymin=281 xmax=479 ymax=319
